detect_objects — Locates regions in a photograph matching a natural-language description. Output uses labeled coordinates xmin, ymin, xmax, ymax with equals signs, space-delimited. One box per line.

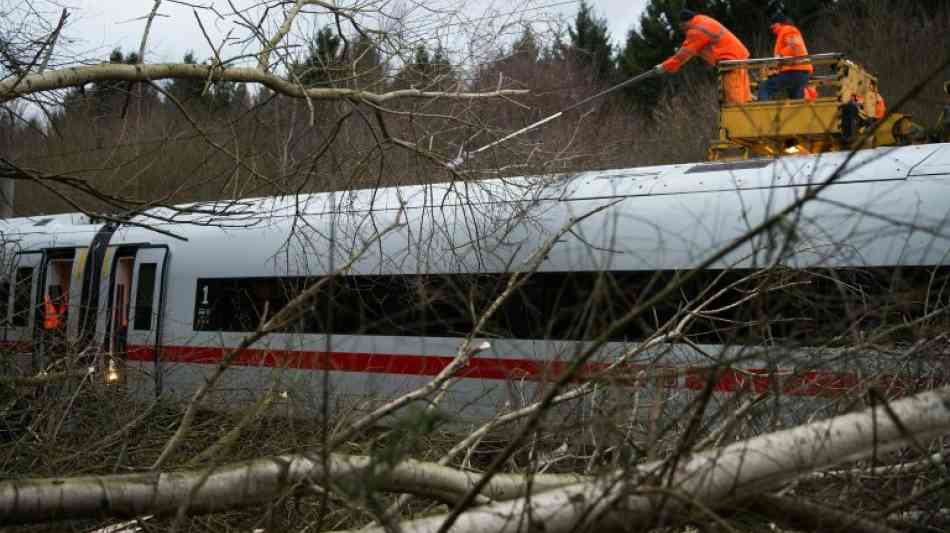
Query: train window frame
xmin=12 ymin=267 xmax=33 ymax=328
xmin=189 ymin=267 xmax=949 ymax=345
xmin=133 ymin=263 xmax=158 ymax=330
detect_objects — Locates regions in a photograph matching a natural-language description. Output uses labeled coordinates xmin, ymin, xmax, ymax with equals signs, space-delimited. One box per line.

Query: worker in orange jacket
xmin=43 ymin=293 xmax=67 ymax=330
xmin=654 ymin=9 xmax=751 ymax=104
xmin=757 ymin=13 xmax=813 ymax=101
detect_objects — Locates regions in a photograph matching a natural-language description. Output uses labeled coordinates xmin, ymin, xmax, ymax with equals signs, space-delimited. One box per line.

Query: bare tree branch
xmin=0 ymin=453 xmax=581 ymax=525
xmin=0 ymin=63 xmax=529 ymax=104
xmin=740 ymin=494 xmax=901 ymax=533
xmin=357 ymin=386 xmax=950 ymax=533
xmin=151 ymin=216 xmax=405 ymax=470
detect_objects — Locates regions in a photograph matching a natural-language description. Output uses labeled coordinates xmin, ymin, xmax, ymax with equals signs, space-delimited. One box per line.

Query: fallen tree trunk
xmin=0 ymin=454 xmax=581 ymax=525
xmin=4 ymin=387 xmax=949 ymax=528
xmin=353 ymin=386 xmax=950 ymax=533
xmin=739 ymin=495 xmax=901 ymax=533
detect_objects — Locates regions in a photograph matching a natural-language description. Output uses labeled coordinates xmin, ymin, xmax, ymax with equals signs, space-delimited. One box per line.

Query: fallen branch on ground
xmin=0 ymin=454 xmax=581 ymax=525
xmin=352 ymin=386 xmax=950 ymax=533
xmin=6 ymin=387 xmax=950 ymax=528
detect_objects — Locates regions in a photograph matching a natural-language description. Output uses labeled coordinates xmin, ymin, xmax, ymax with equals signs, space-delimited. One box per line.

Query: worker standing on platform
xmin=757 ymin=13 xmax=813 ymax=101
xmin=654 ymin=9 xmax=752 ymax=104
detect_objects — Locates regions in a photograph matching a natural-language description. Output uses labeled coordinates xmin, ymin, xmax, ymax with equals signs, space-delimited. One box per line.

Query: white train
xmin=2 ymin=143 xmax=950 ymax=423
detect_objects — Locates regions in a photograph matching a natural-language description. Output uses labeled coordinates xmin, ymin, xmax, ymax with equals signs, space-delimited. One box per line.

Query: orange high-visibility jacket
xmin=43 ymin=295 xmax=63 ymax=330
xmin=661 ymin=15 xmax=750 ymax=73
xmin=773 ymin=23 xmax=812 ymax=74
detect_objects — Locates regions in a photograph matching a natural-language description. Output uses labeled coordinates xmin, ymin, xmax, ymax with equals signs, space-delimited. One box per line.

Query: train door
xmin=93 ymin=245 xmax=118 ymax=354
xmin=65 ymin=248 xmax=88 ymax=345
xmin=7 ymin=252 xmax=41 ymax=373
xmin=126 ymin=247 xmax=168 ymax=394
xmin=96 ymin=246 xmax=168 ymax=390
xmin=95 ymin=247 xmax=134 ymax=383
xmin=109 ymin=255 xmax=134 ymax=358
xmin=38 ymin=251 xmax=78 ymax=369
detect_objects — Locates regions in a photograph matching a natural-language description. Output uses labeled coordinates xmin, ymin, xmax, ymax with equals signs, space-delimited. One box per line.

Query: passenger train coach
xmin=2 ymin=143 xmax=950 ymax=422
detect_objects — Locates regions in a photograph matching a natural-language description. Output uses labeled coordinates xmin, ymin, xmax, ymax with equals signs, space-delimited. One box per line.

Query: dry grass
xmin=2 ymin=343 xmax=948 ymax=532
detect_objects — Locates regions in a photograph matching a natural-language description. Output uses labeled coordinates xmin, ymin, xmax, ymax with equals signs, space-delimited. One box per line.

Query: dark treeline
xmin=2 ymin=0 xmax=948 ymax=216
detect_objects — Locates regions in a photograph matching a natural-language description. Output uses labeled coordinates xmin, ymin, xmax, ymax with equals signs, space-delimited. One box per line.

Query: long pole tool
xmin=446 ymin=68 xmax=660 ymax=169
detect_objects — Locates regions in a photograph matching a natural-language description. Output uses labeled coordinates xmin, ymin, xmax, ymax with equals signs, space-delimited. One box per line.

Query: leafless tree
xmin=1 ymin=2 xmax=949 ymax=533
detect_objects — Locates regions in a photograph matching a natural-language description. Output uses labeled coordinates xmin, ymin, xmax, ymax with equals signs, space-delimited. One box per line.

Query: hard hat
xmin=771 ymin=12 xmax=789 ymax=24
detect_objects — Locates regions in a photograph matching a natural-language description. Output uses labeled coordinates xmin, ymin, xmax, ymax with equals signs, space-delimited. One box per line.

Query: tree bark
xmin=4 ymin=387 xmax=949 ymax=528
xmin=0 ymin=64 xmax=528 ymax=105
xmin=0 ymin=454 xmax=580 ymax=525
xmin=355 ymin=386 xmax=950 ymax=533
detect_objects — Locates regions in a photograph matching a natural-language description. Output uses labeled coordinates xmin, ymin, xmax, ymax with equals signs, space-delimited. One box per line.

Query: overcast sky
xmin=61 ymin=1 xmax=650 ymax=64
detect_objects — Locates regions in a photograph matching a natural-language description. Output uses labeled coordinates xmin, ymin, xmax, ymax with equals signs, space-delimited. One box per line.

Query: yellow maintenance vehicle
xmin=708 ymin=53 xmax=948 ymax=161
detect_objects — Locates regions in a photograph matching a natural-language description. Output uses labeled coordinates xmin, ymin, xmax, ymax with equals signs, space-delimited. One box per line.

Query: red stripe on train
xmin=123 ymin=344 xmax=948 ymax=398
xmin=127 ymin=344 xmax=565 ymax=381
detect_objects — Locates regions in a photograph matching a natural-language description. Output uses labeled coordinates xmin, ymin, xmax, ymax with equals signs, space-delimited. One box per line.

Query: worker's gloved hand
xmin=652 ymin=64 xmax=666 ymax=76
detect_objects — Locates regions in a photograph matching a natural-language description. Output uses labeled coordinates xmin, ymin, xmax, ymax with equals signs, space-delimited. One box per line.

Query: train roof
xmin=130 ymin=142 xmax=950 ymax=228
xmin=4 ymin=142 xmax=950 ymax=274
xmin=0 ymin=212 xmax=94 ymax=231
xmin=109 ymin=142 xmax=950 ymax=275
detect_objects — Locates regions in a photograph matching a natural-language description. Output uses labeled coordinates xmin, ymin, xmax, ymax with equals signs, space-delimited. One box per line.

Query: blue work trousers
xmin=757 ymin=71 xmax=810 ymax=101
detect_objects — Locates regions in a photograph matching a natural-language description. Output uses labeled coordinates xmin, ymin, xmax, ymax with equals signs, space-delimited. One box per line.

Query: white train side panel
xmin=1 ymin=144 xmax=948 ymax=424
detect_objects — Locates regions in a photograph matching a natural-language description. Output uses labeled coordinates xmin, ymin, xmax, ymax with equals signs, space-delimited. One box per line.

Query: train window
xmin=195 ymin=278 xmax=294 ymax=332
xmin=133 ymin=263 xmax=157 ymax=330
xmin=192 ymin=267 xmax=950 ymax=345
xmin=12 ymin=267 xmax=33 ymax=327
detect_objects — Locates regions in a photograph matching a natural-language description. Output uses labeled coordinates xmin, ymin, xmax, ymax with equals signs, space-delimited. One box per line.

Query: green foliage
xmin=393 ymin=43 xmax=455 ymax=90
xmin=164 ymin=52 xmax=240 ymax=113
xmin=373 ymin=408 xmax=451 ymax=468
xmin=837 ymin=0 xmax=948 ymax=19
xmin=567 ymin=1 xmax=614 ymax=82
xmin=617 ymin=0 xmax=683 ymax=109
xmin=512 ymin=27 xmax=540 ymax=63
xmin=292 ymin=26 xmax=344 ymax=87
xmin=89 ymin=48 xmax=139 ymax=116
xmin=348 ymin=34 xmax=384 ymax=90
xmin=430 ymin=45 xmax=454 ymax=86
xmin=165 ymin=51 xmax=206 ymax=108
xmin=414 ymin=45 xmax=430 ymax=70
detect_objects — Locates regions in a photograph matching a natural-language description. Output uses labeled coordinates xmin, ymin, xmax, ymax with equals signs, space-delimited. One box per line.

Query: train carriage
xmin=2 ymin=142 xmax=950 ymax=424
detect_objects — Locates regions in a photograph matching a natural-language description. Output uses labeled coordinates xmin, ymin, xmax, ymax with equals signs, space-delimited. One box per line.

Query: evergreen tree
xmin=163 ymin=52 xmax=240 ymax=113
xmin=567 ymin=1 xmax=614 ymax=81
xmin=349 ymin=34 xmax=384 ymax=90
xmin=512 ymin=27 xmax=540 ymax=63
xmin=414 ymin=45 xmax=431 ymax=72
xmin=232 ymin=83 xmax=251 ymax=111
xmin=430 ymin=45 xmax=455 ymax=87
xmin=89 ymin=49 xmax=135 ymax=116
xmin=393 ymin=44 xmax=436 ymax=89
xmin=167 ymin=52 xmax=208 ymax=107
xmin=58 ymin=49 xmax=154 ymax=120
xmin=616 ymin=0 xmax=680 ymax=109
xmin=209 ymin=80 xmax=237 ymax=113
xmin=293 ymin=26 xmax=343 ymax=87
